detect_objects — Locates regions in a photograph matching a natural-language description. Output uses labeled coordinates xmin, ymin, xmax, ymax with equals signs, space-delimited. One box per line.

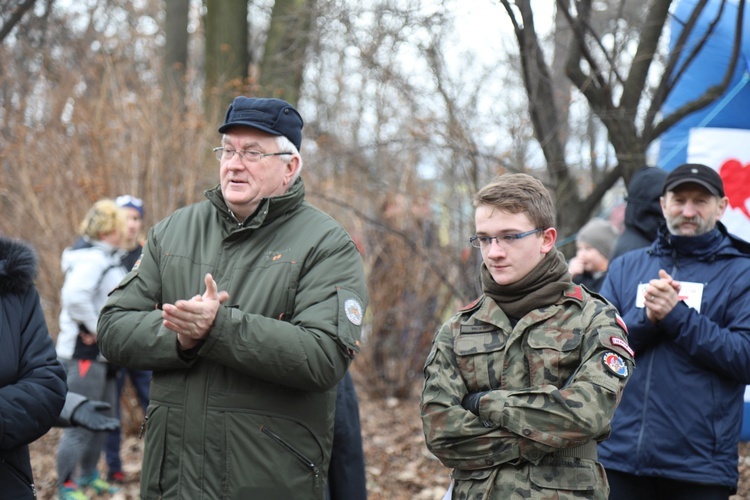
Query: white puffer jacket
xmin=56 ymin=238 xmax=126 ymax=360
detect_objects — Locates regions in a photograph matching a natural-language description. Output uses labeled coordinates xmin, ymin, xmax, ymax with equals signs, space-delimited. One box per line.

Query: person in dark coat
xmin=327 ymin=371 xmax=367 ymax=500
xmin=610 ymin=166 xmax=668 ymax=261
xmin=0 ymin=236 xmax=68 ymax=499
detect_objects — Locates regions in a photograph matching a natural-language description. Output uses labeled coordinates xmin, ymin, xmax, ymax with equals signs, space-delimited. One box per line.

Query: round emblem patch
xmin=602 ymin=352 xmax=629 ymax=378
xmin=344 ymin=299 xmax=363 ymax=326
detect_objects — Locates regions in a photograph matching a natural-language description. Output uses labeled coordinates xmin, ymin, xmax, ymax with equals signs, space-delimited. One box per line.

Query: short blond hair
xmin=79 ymin=199 xmax=126 ymax=241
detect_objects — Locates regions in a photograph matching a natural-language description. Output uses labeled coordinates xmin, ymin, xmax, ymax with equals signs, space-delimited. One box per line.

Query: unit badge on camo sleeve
xmin=602 ymin=352 xmax=629 ymax=378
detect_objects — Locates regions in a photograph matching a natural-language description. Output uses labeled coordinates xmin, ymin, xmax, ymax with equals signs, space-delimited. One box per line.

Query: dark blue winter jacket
xmin=0 ymin=237 xmax=67 ymax=499
xmin=598 ymin=222 xmax=750 ymax=490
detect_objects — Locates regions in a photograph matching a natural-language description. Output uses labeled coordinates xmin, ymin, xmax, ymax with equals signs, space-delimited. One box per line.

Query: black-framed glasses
xmin=469 ymin=228 xmax=544 ymax=249
xmin=213 ymin=147 xmax=291 ymax=162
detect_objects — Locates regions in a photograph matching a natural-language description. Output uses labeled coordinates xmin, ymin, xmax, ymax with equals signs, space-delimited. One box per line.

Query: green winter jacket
xmin=98 ymin=179 xmax=368 ymax=500
xmin=421 ymin=285 xmax=633 ymax=500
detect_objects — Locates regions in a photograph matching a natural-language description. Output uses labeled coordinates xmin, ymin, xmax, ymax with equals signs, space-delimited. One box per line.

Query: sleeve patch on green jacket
xmin=344 ymin=298 xmax=364 ymax=325
xmin=337 ymin=287 xmax=365 ymax=354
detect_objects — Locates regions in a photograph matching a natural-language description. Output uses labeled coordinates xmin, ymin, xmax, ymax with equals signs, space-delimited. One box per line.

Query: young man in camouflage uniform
xmin=421 ymin=173 xmax=633 ymax=499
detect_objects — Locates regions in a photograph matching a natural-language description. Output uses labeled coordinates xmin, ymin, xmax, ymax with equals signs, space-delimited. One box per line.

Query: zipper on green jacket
xmin=139 ymin=414 xmax=149 ymax=439
xmin=260 ymin=425 xmax=321 ymax=477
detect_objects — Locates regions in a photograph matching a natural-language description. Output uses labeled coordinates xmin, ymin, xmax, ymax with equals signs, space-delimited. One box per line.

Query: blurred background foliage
xmin=0 ymin=0 xmax=725 ymax=398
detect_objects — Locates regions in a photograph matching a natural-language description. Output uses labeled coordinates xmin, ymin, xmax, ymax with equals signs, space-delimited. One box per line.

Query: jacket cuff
xmin=657 ymin=300 xmax=691 ymax=339
xmin=177 ymin=339 xmax=203 ymax=361
xmin=56 ymin=392 xmax=88 ymax=427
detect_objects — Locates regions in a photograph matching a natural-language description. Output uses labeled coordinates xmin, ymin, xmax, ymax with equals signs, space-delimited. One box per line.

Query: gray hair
xmin=275 ymin=134 xmax=303 ymax=184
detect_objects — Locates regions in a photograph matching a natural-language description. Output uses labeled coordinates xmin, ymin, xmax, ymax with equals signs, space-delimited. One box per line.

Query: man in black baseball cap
xmin=662 ymin=162 xmax=725 ymax=197
xmin=598 ymin=160 xmax=750 ymax=499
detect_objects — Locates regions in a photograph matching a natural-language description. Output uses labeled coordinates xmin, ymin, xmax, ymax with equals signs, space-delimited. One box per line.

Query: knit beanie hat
xmin=577 ymin=218 xmax=618 ymax=260
xmin=115 ymin=195 xmax=144 ymax=217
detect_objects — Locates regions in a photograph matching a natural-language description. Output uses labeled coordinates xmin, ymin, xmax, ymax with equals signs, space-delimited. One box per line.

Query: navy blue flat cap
xmin=218 ymin=97 xmax=304 ymax=150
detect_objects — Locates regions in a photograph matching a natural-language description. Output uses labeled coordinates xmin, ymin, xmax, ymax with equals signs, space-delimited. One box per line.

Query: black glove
xmin=70 ymin=400 xmax=121 ymax=431
xmin=461 ymin=391 xmax=490 ymax=416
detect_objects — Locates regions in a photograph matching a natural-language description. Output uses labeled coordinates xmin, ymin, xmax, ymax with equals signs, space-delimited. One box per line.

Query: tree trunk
xmin=258 ymin=0 xmax=314 ymax=106
xmin=163 ymin=0 xmax=190 ymax=106
xmin=551 ymin=0 xmax=571 ymax=148
xmin=0 ymin=0 xmax=37 ymax=45
xmin=502 ymin=0 xmax=583 ymax=239
xmin=204 ymin=0 xmax=249 ymax=110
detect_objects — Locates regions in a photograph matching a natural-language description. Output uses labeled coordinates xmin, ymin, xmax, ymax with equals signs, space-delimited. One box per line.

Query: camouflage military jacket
xmin=421 ymin=284 xmax=633 ymax=500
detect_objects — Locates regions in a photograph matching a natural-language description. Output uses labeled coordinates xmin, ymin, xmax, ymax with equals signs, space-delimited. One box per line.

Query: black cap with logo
xmin=662 ymin=163 xmax=725 ymax=197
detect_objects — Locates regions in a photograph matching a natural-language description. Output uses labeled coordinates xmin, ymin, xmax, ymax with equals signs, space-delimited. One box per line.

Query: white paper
xmin=635 ymin=281 xmax=703 ymax=312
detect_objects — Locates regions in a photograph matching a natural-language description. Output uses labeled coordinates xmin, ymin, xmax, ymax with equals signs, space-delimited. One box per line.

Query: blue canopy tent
xmin=659 ymin=0 xmax=750 ymax=171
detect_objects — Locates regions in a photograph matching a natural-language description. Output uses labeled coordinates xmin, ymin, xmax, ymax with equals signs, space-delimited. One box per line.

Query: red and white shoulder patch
xmin=459 ymin=297 xmax=481 ymax=312
xmin=614 ymin=313 xmax=628 ymax=334
xmin=564 ymin=286 xmax=584 ymax=301
xmin=610 ymin=336 xmax=635 ymax=358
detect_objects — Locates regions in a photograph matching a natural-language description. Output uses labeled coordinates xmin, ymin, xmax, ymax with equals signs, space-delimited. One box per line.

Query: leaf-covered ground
xmin=28 ymin=382 xmax=750 ymax=499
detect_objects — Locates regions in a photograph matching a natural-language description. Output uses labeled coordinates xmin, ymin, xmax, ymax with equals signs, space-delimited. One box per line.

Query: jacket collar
xmin=653 ymin=221 xmax=746 ymax=259
xmin=205 ymin=177 xmax=305 ymax=228
xmin=0 ymin=236 xmax=37 ymax=295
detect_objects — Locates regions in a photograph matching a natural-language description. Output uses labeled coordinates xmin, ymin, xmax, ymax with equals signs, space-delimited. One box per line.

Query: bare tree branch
xmin=562 ymin=4 xmax=622 ymax=125
xmin=0 ymin=0 xmax=37 ymax=44
xmin=422 ymin=41 xmax=483 ymax=191
xmin=308 ymin=191 xmax=470 ymax=303
xmin=559 ymin=0 xmax=612 ymax=96
xmin=620 ymin=0 xmax=672 ymax=112
xmin=646 ymin=0 xmax=745 ymax=143
xmin=661 ymin=0 xmax=714 ymax=98
xmin=501 ymin=0 xmax=569 ymax=179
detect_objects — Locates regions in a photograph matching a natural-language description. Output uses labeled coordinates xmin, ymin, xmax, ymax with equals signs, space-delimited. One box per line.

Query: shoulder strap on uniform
xmin=563 ymin=284 xmax=584 ymax=301
xmin=459 ymin=296 xmax=483 ymax=312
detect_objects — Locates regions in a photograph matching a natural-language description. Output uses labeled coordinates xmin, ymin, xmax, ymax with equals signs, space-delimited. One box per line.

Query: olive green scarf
xmin=481 ymin=247 xmax=572 ymax=319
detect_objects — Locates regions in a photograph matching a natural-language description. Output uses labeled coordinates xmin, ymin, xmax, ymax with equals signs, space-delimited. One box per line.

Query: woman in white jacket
xmin=55 ymin=199 xmax=127 ymax=500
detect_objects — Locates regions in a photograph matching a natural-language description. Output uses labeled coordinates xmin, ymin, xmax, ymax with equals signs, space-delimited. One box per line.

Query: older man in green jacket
xmin=98 ymin=97 xmax=368 ymax=500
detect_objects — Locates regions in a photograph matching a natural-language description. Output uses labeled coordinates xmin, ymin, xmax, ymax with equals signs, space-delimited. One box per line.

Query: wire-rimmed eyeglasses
xmin=469 ymin=228 xmax=544 ymax=249
xmin=213 ymin=147 xmax=291 ymax=162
